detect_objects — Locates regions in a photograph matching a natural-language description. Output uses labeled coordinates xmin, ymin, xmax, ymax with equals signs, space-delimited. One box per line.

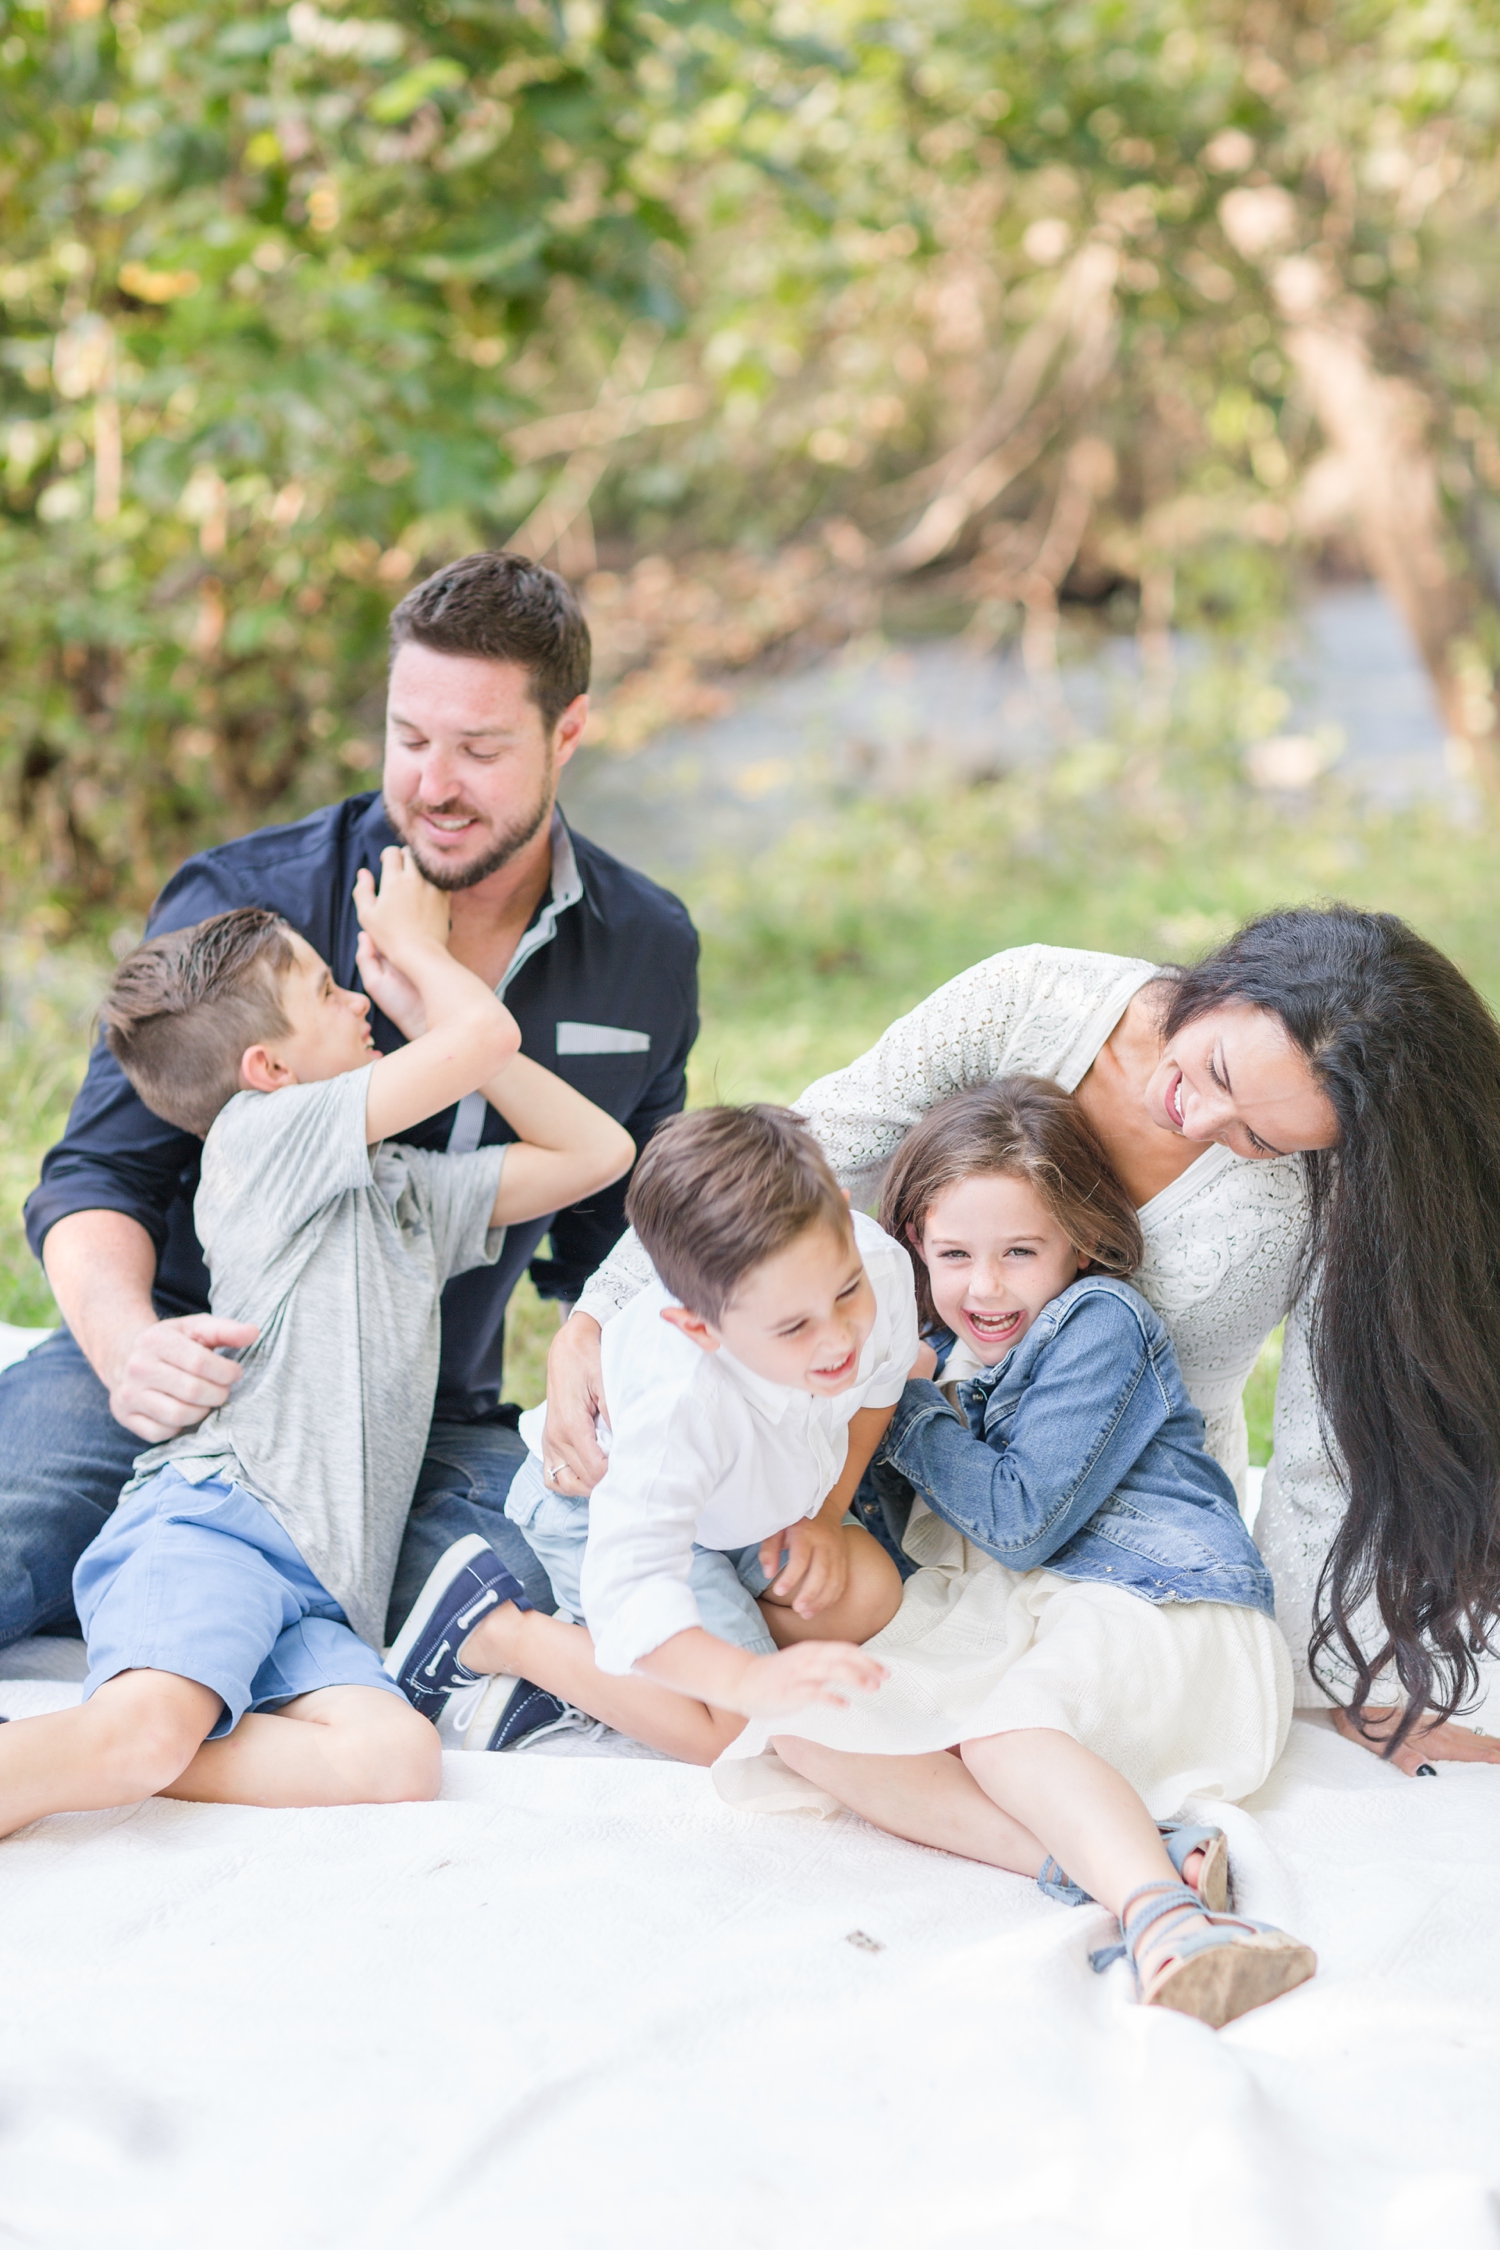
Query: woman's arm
xmin=881 ymin=1294 xmax=1170 ymax=1569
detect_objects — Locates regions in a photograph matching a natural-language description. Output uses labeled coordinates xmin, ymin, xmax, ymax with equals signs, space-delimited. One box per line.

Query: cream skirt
xmin=715 ymin=1538 xmax=1294 ymax=1821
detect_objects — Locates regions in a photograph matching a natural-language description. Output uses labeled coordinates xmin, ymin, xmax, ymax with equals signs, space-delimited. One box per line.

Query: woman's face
xmin=1145 ymin=1001 xmax=1339 ymax=1160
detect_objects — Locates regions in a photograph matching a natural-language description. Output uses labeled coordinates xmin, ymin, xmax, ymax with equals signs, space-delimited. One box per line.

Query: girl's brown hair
xmin=877 ymin=1076 xmax=1144 ymax=1332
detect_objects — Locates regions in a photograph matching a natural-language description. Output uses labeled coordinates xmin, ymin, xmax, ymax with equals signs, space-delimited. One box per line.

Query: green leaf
xmin=367 ymin=57 xmax=465 ymax=123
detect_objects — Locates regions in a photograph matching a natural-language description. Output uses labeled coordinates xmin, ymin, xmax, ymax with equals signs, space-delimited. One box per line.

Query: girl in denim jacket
xmin=717 ymin=1078 xmax=1316 ymax=2029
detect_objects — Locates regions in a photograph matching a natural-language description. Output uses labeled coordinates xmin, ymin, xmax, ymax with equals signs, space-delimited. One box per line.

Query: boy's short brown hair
xmin=100 ymin=907 xmax=296 ymax=1138
xmin=625 ymin=1105 xmax=853 ymax=1322
xmin=388 ymin=551 xmax=591 ymax=735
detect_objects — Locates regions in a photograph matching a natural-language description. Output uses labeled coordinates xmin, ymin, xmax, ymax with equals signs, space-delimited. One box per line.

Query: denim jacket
xmin=867 ymin=1276 xmax=1276 ymax=1617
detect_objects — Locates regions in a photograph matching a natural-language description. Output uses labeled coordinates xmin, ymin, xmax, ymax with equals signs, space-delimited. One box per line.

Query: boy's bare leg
xmin=0 ymin=1669 xmax=221 ymax=1839
xmin=459 ymin=1604 xmax=746 ymax=1766
xmin=163 ymin=1685 xmax=440 ymax=1808
xmin=759 ymin=1524 xmax=902 ymax=1649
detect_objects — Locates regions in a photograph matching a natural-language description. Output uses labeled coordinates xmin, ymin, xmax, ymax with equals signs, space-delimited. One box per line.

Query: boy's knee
xmin=84 ymin=1682 xmax=212 ymax=1798
xmin=338 ymin=1705 xmax=442 ymax=1804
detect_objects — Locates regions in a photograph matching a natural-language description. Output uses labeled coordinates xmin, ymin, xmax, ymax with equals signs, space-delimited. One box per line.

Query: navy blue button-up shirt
xmin=25 ymin=791 xmax=699 ymax=1422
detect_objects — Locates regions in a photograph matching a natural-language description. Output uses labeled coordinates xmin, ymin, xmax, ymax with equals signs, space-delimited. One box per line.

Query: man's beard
xmin=383 ymin=763 xmax=554 ymax=893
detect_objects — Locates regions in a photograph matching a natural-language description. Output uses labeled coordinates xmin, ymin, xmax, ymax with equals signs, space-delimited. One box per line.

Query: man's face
xmin=382 ymin=642 xmax=587 ymax=892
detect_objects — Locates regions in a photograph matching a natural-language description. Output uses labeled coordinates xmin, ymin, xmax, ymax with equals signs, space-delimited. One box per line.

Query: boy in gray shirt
xmin=0 ymin=848 xmax=632 ymax=1837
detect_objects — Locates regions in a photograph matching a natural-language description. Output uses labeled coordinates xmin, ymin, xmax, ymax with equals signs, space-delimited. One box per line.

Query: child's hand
xmin=726 ymin=1641 xmax=887 ymax=1719
xmin=761 ymin=1511 xmax=850 ymax=1619
xmin=910 ymin=1342 xmax=939 ymax=1380
xmin=355 ymin=929 xmax=427 ymax=1041
xmin=353 ymin=846 xmax=451 ymax=967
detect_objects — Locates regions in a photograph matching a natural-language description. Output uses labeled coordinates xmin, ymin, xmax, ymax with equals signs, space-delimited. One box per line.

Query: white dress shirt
xmin=521 ymin=1210 xmax=918 ymax=1674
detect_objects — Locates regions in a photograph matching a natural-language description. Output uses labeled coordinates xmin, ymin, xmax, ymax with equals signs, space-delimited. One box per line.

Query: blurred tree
xmin=5 ymin=0 xmax=1500 ymax=924
xmin=0 ymin=0 xmax=765 ymax=913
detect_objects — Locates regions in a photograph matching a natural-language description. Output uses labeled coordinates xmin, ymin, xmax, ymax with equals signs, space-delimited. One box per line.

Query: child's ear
xmin=659 ymin=1304 xmax=721 ymax=1355
xmin=904 ymin=1221 xmax=930 ymax=1266
xmin=240 ymin=1043 xmax=296 ymax=1095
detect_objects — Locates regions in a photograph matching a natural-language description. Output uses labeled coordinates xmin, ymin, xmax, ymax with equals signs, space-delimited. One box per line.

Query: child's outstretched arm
xmin=354 ymin=850 xmax=634 ymax=1222
xmin=478 ymin=1053 xmax=635 ymax=1229
xmin=354 ymin=847 xmax=521 ymax=1144
xmin=636 ymin=1628 xmax=887 ymax=1717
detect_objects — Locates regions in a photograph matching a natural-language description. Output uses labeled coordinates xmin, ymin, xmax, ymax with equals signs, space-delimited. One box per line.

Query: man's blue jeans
xmin=0 ymin=1329 xmax=556 ymax=1649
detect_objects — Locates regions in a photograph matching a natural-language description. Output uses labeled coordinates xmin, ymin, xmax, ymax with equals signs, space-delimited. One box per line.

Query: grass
xmin=5 ymin=684 xmax=1495 ymax=1469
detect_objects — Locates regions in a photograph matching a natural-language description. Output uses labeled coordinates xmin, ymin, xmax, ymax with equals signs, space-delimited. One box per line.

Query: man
xmin=2 ymin=551 xmax=698 ymax=1647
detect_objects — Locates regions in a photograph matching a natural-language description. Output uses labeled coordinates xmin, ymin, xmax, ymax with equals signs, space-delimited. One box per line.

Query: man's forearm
xmin=42 ymin=1209 xmax=159 ymax=1385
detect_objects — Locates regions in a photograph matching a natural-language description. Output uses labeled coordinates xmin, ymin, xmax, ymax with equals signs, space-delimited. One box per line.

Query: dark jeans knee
xmin=0 ymin=1331 xmax=139 ymax=1644
xmin=385 ymin=1418 xmax=557 ymax=1642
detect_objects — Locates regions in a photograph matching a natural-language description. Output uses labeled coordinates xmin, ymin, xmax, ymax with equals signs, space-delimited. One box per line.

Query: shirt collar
xmin=715 ymin=1345 xmax=797 ymax=1425
xmin=498 ymin=811 xmax=584 ymax=996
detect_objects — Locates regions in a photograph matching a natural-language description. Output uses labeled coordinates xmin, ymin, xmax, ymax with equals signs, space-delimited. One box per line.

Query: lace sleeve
xmin=797 ymin=949 xmax=1060 ymax=1204
xmin=573 ymin=1226 xmax=657 ymax=1328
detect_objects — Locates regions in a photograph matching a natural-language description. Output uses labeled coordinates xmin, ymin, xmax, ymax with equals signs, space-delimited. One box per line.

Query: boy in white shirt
xmin=386 ymin=1105 xmax=916 ymax=1761
xmin=0 ymin=848 xmax=632 ymax=1836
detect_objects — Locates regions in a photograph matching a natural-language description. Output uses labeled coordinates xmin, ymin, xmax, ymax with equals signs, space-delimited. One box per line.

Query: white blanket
xmin=0 ymin=1642 xmax=1497 ymax=2248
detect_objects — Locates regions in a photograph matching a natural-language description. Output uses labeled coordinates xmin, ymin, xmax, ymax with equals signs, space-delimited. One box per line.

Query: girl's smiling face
xmin=916 ymin=1171 xmax=1086 ymax=1365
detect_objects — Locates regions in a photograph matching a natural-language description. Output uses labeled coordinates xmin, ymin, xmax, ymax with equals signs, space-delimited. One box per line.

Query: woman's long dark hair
xmin=1163 ymin=905 xmax=1500 ymax=1750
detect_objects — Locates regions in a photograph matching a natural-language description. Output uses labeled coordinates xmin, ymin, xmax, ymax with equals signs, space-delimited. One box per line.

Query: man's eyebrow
xmin=388 ymin=709 xmax=517 ymax=738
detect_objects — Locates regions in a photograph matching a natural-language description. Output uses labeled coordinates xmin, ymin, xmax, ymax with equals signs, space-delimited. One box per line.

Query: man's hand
xmin=1333 ymin=1703 xmax=1500 ymax=1775
xmin=761 ymin=1506 xmax=851 ymax=1620
xmin=541 ymin=1312 xmax=610 ymax=1493
xmin=724 ymin=1640 xmax=888 ymax=1719
xmin=352 ymin=845 xmax=450 ymax=970
xmin=107 ymin=1314 xmax=259 ymax=1443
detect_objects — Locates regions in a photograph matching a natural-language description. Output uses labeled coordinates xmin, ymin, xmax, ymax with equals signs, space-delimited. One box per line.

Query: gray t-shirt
xmin=131 ymin=1066 xmax=505 ymax=1647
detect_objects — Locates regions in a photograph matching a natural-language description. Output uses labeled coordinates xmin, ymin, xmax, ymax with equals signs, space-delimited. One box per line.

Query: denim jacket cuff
xmin=883 ymin=1377 xmax=962 ymax=1453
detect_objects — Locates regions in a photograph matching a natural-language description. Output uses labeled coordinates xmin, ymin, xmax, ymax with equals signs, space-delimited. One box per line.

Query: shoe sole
xmin=384 ymin=1533 xmax=494 ymax=1682
xmin=1197 ymin=1833 xmax=1230 ymax=1915
xmin=1148 ymin=1935 xmax=1317 ymax=2029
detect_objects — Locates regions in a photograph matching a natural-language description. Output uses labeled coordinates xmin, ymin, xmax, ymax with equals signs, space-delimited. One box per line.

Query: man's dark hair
xmin=625 ymin=1105 xmax=854 ymax=1323
xmin=99 ymin=907 xmax=295 ymax=1138
xmin=388 ymin=551 xmax=591 ymax=734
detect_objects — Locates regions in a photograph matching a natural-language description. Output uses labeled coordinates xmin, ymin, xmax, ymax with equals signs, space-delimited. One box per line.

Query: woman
xmin=542 ymin=905 xmax=1500 ymax=1772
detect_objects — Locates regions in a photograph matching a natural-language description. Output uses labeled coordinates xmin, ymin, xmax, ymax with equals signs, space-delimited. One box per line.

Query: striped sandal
xmin=1090 ymin=1880 xmax=1316 ymax=2028
xmin=1038 ymin=1819 xmax=1230 ymax=1914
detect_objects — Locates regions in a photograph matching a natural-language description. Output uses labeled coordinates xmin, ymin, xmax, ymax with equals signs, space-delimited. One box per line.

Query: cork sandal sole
xmin=1194 ymin=1832 xmax=1230 ymax=1915
xmin=1144 ymin=1930 xmax=1317 ymax=2028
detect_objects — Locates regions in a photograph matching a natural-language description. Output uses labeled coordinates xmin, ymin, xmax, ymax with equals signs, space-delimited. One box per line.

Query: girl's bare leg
xmin=771 ymin=1734 xmax=1049 ymax=1874
xmin=0 ymin=1669 xmax=221 ymax=1838
xmin=773 ymin=1728 xmax=1209 ymax=1906
xmin=163 ymin=1684 xmax=440 ymax=1807
xmin=460 ymin=1604 xmax=745 ymax=1766
xmin=958 ymin=1729 xmax=1188 ymax=1919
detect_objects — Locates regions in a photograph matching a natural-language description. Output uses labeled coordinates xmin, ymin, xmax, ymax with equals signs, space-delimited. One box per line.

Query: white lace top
xmin=576 ymin=945 xmax=1352 ymax=1703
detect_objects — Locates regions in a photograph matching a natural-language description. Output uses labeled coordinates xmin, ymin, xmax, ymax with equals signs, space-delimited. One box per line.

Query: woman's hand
xmin=541 ymin=1313 xmax=611 ymax=1494
xmin=910 ymin=1342 xmax=939 ymax=1380
xmin=1333 ymin=1703 xmax=1500 ymax=1775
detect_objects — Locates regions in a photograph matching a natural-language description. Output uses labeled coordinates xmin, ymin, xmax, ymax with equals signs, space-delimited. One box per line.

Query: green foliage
xmin=7 ymin=0 xmax=1500 ymax=923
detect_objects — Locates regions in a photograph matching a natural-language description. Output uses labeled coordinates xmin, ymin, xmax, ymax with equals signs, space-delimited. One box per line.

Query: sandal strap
xmin=1090 ymin=1877 xmax=1294 ymax=1980
xmin=1044 ymin=1820 xmax=1224 ymax=1915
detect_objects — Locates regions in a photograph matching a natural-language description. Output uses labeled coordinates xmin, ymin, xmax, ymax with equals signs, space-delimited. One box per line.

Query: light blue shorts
xmin=74 ymin=1466 xmax=403 ymax=1738
xmin=504 ymin=1453 xmax=779 ymax=1658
